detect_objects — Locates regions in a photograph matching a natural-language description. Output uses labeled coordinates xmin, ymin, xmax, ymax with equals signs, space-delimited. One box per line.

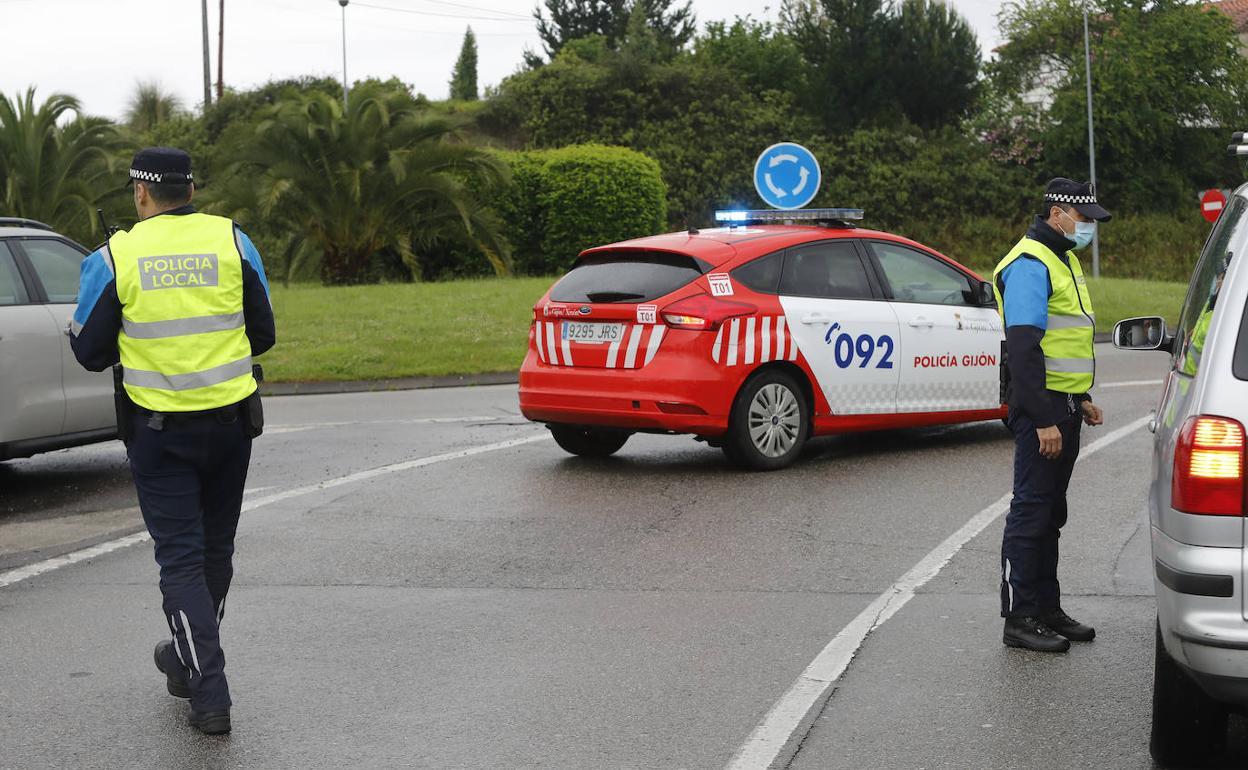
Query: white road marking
xmin=725 ymin=414 xmax=1151 ymax=770
xmin=264 ymin=415 xmax=507 ymax=435
xmin=1099 ymin=379 xmax=1163 ymax=389
xmin=0 ymin=433 xmax=549 ymax=590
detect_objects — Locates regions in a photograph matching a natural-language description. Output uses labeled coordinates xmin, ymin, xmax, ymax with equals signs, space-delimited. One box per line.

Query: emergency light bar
xmin=714 ymin=208 xmax=865 ymax=225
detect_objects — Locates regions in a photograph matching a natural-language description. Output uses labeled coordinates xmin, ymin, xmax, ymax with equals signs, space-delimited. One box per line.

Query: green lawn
xmin=261 ymin=275 xmax=1191 ymax=383
xmin=1086 ymin=276 xmax=1189 ymax=333
xmin=265 ymin=278 xmax=553 ymax=382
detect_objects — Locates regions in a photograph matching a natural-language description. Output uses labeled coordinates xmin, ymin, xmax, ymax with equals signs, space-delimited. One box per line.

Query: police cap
xmin=128 ymin=147 xmax=194 ymax=186
xmin=1044 ymin=177 xmax=1110 ymax=222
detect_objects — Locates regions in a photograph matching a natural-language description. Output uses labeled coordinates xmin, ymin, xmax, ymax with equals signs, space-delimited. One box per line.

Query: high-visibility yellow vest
xmin=110 ymin=212 xmax=256 ymax=412
xmin=1181 ymin=306 xmax=1213 ymax=376
xmin=992 ymin=236 xmax=1096 ymax=394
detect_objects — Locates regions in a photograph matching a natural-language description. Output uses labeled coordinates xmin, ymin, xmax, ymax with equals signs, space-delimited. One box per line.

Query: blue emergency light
xmin=714 ymin=208 xmax=865 ymax=226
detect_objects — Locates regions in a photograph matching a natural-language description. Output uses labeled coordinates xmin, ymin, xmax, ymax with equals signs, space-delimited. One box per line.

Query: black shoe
xmin=1003 ymin=617 xmax=1071 ymax=652
xmin=153 ymin=641 xmax=191 ymax=699
xmin=1041 ymin=608 xmax=1096 ymax=642
xmin=188 ymin=708 xmax=231 ymax=735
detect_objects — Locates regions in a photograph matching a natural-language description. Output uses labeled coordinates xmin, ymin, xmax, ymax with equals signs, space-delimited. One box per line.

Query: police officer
xmin=992 ymin=178 xmax=1107 ymax=653
xmin=70 ymin=147 xmax=275 ymax=733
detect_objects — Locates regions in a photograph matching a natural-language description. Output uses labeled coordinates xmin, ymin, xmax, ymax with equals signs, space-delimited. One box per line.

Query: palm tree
xmin=0 ymin=89 xmax=123 ymax=240
xmin=209 ymin=81 xmax=510 ymax=285
xmin=126 ymin=81 xmax=184 ymax=133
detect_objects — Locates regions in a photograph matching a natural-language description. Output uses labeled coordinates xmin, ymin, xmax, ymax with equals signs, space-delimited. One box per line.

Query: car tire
xmin=1150 ymin=618 xmax=1228 ymax=767
xmin=548 ymin=425 xmax=631 ymax=458
xmin=722 ymin=368 xmax=809 ymax=471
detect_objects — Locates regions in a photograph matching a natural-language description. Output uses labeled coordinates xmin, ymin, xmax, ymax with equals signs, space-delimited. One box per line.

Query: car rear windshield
xmin=549 ymin=250 xmax=707 ymax=304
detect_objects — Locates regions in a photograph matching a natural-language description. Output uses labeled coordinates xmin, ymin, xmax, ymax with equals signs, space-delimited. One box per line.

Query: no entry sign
xmin=1201 ymin=189 xmax=1227 ymax=223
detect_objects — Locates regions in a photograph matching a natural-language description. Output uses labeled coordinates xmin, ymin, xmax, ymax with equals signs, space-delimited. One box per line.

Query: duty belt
xmin=135 ymin=401 xmax=244 ymax=431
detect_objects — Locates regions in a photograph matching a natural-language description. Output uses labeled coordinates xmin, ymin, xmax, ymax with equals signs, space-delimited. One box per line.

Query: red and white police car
xmin=519 ymin=209 xmax=1007 ymax=469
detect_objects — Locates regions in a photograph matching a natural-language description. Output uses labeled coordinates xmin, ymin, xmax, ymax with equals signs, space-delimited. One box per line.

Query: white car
xmin=0 ymin=218 xmax=114 ymax=460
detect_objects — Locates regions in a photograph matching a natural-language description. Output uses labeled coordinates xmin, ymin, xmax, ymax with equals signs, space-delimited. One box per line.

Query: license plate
xmin=562 ymin=321 xmax=624 ymax=344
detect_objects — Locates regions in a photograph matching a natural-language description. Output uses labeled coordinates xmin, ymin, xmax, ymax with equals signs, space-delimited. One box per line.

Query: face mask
xmin=1059 ymin=209 xmax=1096 ymax=250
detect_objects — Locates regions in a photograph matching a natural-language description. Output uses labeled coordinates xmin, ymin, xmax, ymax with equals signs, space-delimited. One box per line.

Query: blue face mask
xmin=1060 ymin=210 xmax=1096 ymax=250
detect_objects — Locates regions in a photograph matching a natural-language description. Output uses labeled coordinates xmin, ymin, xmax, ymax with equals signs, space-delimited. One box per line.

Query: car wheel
xmin=548 ymin=424 xmax=631 ymax=458
xmin=1150 ymin=619 xmax=1228 ymax=767
xmin=723 ymin=369 xmax=808 ymax=471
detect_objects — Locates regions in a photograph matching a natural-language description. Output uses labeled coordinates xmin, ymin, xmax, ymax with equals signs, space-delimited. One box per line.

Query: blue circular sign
xmin=753 ymin=142 xmax=821 ymax=210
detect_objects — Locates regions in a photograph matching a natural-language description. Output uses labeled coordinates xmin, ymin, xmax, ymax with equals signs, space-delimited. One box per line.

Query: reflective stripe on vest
xmin=992 ymin=236 xmax=1096 ymax=394
xmin=1044 ymin=357 xmax=1095 ymax=374
xmin=110 ymin=212 xmax=256 ymax=412
xmin=121 ymin=311 xmax=245 ymax=340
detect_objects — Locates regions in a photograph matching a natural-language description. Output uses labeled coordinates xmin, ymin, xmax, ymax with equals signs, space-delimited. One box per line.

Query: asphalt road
xmin=0 ymin=346 xmax=1232 ymax=769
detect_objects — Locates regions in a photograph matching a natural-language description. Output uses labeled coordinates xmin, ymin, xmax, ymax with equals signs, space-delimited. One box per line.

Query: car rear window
xmin=549 ymin=250 xmax=707 ymax=304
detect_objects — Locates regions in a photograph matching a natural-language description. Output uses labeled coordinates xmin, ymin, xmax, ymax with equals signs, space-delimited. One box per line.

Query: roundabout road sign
xmin=754 ymin=142 xmax=821 ymax=210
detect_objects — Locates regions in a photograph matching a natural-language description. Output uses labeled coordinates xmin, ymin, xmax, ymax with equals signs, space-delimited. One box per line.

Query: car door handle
xmin=800 ymin=314 xmax=834 ymax=325
xmin=907 ymin=318 xmax=935 ymax=328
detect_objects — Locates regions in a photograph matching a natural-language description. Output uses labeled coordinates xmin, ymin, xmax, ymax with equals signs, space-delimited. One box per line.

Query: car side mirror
xmin=1113 ymin=316 xmax=1173 ymax=352
xmin=973 ymin=280 xmax=995 ymax=307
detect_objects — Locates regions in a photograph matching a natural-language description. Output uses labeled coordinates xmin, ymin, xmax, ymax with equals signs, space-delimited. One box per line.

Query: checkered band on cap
xmin=1045 ymin=192 xmax=1096 ymax=204
xmin=129 ymin=168 xmax=193 ymax=183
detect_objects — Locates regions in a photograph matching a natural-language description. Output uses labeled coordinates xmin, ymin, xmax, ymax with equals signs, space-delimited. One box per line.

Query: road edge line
xmin=0 ymin=432 xmax=549 ymax=590
xmin=725 ymin=414 xmax=1152 ymax=770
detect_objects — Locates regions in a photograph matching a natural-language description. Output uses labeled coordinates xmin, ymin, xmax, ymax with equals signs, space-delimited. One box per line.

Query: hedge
xmin=895 ymin=212 xmax=1214 ymax=281
xmin=493 ymin=144 xmax=668 ymax=275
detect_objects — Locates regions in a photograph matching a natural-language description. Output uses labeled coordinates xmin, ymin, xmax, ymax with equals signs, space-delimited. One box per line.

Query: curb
xmin=260 ymin=336 xmax=1115 ymax=397
xmin=260 ymin=371 xmax=520 ymax=396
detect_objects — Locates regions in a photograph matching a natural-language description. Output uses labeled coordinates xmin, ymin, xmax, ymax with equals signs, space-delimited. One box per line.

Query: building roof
xmin=1207 ymin=0 xmax=1248 ymax=33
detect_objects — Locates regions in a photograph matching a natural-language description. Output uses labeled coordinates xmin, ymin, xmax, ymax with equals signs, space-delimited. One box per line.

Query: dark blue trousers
xmin=128 ymin=409 xmax=252 ymax=711
xmin=1000 ymin=407 xmax=1081 ymax=618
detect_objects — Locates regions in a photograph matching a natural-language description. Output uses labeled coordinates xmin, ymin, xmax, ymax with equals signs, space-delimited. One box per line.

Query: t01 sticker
xmin=707 ymin=273 xmax=734 ymax=297
xmin=636 ymin=304 xmax=657 ymax=324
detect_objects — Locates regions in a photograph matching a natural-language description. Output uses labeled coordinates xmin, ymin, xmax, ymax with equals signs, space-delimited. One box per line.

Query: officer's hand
xmin=1036 ymin=425 xmax=1062 ymax=459
xmin=1081 ymin=401 xmax=1104 ymax=426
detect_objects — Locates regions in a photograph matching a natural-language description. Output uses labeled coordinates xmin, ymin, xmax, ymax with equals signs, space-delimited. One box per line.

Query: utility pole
xmin=1083 ymin=8 xmax=1099 ymax=277
xmin=201 ymin=0 xmax=212 ymax=110
xmin=339 ymin=0 xmax=350 ymax=108
xmin=216 ymin=0 xmax=225 ymax=101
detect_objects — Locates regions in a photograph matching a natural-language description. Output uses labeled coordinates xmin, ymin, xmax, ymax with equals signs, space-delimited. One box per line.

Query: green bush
xmin=495 ymin=144 xmax=667 ymax=275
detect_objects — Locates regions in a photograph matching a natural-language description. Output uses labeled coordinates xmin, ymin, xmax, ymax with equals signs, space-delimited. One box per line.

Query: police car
xmin=519 ymin=209 xmax=1007 ymax=469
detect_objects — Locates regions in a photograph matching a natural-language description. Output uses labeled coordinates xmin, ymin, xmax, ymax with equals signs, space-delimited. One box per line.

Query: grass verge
xmin=265 ymin=278 xmax=553 ymax=382
xmin=1086 ymin=276 xmax=1188 ymax=333
xmin=262 ymin=275 xmax=1191 ymax=383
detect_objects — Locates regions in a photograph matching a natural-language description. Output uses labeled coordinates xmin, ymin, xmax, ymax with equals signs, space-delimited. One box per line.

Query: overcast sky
xmin=0 ymin=0 xmax=1008 ymax=121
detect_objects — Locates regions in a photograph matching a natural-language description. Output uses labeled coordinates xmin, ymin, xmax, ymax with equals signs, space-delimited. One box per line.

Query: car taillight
xmin=1173 ymin=415 xmax=1246 ymax=516
xmin=661 ymin=294 xmax=757 ymax=331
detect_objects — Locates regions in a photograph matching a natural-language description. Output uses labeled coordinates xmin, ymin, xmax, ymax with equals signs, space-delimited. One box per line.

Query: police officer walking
xmin=70 ymin=148 xmax=275 ymax=733
xmin=992 ymin=178 xmax=1108 ymax=653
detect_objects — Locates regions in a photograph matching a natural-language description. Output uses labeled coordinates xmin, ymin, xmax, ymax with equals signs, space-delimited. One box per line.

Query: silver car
xmin=0 ymin=218 xmax=114 ymax=460
xmin=1115 ymin=184 xmax=1248 ymax=764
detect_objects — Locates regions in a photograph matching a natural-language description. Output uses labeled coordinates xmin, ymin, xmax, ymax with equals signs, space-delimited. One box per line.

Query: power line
xmin=415 ymin=0 xmax=530 ymax=20
xmin=351 ymin=0 xmax=531 ymax=22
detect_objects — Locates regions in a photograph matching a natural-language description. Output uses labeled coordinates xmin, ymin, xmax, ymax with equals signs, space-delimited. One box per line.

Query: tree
xmin=125 ymin=81 xmax=184 ymax=133
xmin=534 ymin=0 xmax=695 ymax=59
xmin=891 ymin=0 xmax=980 ymax=129
xmin=208 ymin=82 xmax=510 ymax=285
xmin=450 ymin=27 xmax=479 ymax=101
xmin=991 ymin=0 xmax=1248 ymax=210
xmin=693 ymin=17 xmax=808 ymax=95
xmin=0 ymin=89 xmax=123 ymax=241
xmin=782 ymin=0 xmax=979 ymax=130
